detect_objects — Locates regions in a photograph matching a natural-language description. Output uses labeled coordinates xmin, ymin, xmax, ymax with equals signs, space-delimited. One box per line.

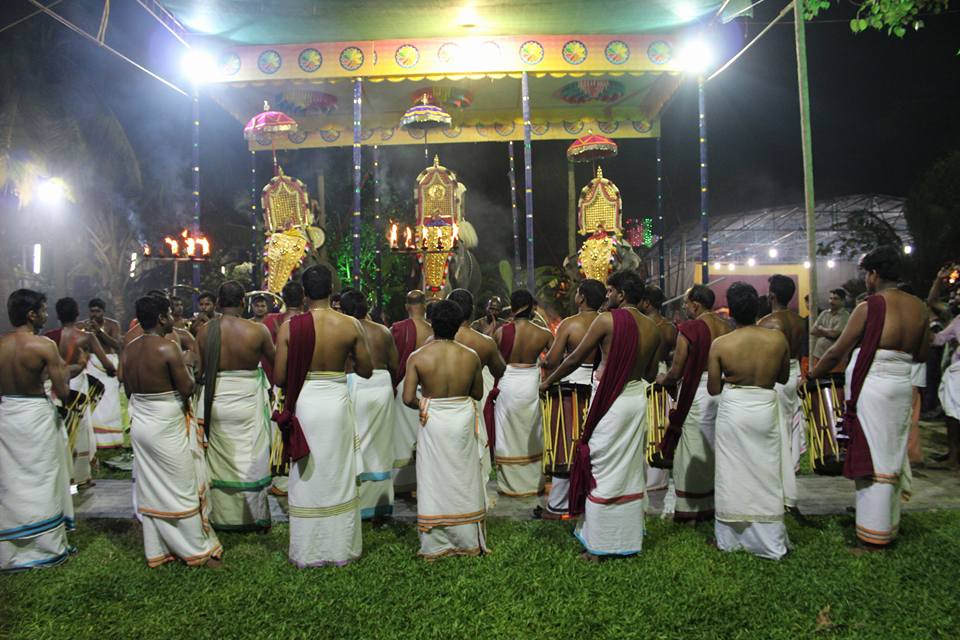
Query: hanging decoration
xmin=400 ymin=94 xmax=452 ymax=163
xmin=273 ymin=90 xmax=338 ymax=116
xmin=244 ymin=100 xmax=299 ymax=172
xmin=554 ymin=79 xmax=626 ymax=104
xmin=566 ymin=132 xmax=618 ymax=163
xmin=409 ymin=87 xmax=473 ymax=110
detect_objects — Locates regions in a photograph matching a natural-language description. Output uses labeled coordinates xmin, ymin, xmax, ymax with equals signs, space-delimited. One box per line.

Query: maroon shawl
xmin=391 ymin=318 xmax=418 ymax=386
xmin=482 ymin=322 xmax=516 ymax=460
xmin=842 ymin=295 xmax=885 ymax=480
xmin=568 ymin=309 xmax=639 ymax=516
xmin=657 ymin=319 xmax=712 ymax=464
xmin=271 ymin=312 xmax=314 ymax=462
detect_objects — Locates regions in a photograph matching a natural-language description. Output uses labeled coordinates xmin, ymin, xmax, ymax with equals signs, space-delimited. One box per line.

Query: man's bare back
xmin=759 ymin=310 xmax=805 ymax=360
xmin=122 ymin=334 xmax=194 ymax=399
xmin=197 ymin=315 xmax=275 ymax=372
xmin=403 ymin=341 xmax=483 ymax=408
xmin=360 ymin=318 xmax=398 ymax=373
xmin=410 ymin=316 xmax=432 ymax=349
xmin=58 ymin=325 xmax=115 ymax=377
xmin=709 ymin=326 xmax=789 ymax=392
xmin=658 ymin=311 xmax=731 ymax=386
xmin=542 ymin=311 xmax=598 ymax=372
xmin=274 ymin=308 xmax=373 ymax=386
xmin=455 ymin=326 xmax=506 ymax=379
xmin=498 ymin=319 xmax=553 ymax=365
xmin=0 ymin=332 xmax=69 ymax=399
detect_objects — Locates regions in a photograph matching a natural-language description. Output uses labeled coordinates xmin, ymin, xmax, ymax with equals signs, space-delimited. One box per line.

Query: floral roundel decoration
xmin=298 ymin=48 xmax=322 ymax=73
xmin=395 ymin=44 xmax=420 ymax=69
xmin=562 ymin=40 xmax=588 ymax=65
xmin=604 ymin=40 xmax=630 ymax=65
xmin=258 ymin=50 xmax=282 ymax=74
xmin=519 ymin=40 xmax=544 ymax=65
xmin=647 ymin=41 xmax=672 ymax=65
xmin=339 ymin=46 xmax=364 ymax=71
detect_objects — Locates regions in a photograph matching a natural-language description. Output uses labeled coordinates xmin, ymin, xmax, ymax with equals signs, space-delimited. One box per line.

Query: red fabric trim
xmin=569 ymin=309 xmax=638 ymax=516
xmin=44 ymin=328 xmax=63 ymax=345
xmin=587 ymin=491 xmax=645 ymax=505
xmin=843 ymin=295 xmax=885 ymax=480
xmin=482 ymin=323 xmax=517 ymax=461
xmin=659 ymin=319 xmax=712 ymax=462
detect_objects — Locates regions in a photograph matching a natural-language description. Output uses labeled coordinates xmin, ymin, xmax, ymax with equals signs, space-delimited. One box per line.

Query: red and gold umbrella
xmin=566 ymin=132 xmax=618 ymax=163
xmin=244 ymin=101 xmax=299 ymax=172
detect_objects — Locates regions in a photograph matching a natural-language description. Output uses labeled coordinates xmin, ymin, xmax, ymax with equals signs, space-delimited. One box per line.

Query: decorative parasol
xmin=567 ymin=132 xmax=618 ymax=163
xmin=400 ymin=94 xmax=452 ymax=162
xmin=244 ymin=101 xmax=299 ymax=172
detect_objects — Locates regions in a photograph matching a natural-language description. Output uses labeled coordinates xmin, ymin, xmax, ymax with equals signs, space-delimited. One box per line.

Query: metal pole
xmin=698 ymin=75 xmax=709 ymax=285
xmin=567 ymin=162 xmax=576 ymax=257
xmin=172 ymin=259 xmax=179 ymax=289
xmin=373 ymin=144 xmax=383 ymax=311
xmin=191 ymin=83 xmax=200 ymax=294
xmin=656 ymin=136 xmax=665 ymax=289
xmin=521 ymin=71 xmax=535 ymax=292
xmin=794 ymin=4 xmax=819 ymax=322
xmin=250 ymin=150 xmax=260 ymax=290
xmin=351 ymin=78 xmax=363 ymax=289
xmin=508 ymin=142 xmax=522 ymax=288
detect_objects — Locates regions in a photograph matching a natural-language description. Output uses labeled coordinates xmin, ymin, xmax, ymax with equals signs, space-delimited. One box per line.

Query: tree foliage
xmin=816 ymin=208 xmax=905 ymax=259
xmin=805 ymin=0 xmax=954 ymax=41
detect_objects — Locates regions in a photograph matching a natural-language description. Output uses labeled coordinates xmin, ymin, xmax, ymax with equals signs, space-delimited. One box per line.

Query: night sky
xmin=2 ymin=2 xmax=958 ymax=272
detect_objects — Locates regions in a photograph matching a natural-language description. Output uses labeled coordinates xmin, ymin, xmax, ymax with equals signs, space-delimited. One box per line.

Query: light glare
xmin=678 ymin=38 xmax=714 ymax=73
xmin=903 ymin=245 xmax=913 ymax=255
xmin=747 ymin=257 xmax=757 ymax=267
xmin=181 ymin=49 xmax=216 ymax=84
xmin=827 ymin=259 xmax=836 ymax=269
xmin=32 ymin=244 xmax=41 ymax=275
xmin=36 ymin=178 xmax=65 ymax=206
xmin=768 ymin=248 xmax=779 ymax=258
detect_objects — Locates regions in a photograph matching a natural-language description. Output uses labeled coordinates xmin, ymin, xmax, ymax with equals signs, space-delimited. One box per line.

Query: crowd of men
xmin=1 ymin=244 xmax=951 ymax=572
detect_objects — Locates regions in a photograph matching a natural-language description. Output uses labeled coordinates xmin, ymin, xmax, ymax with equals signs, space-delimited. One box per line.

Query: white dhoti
xmin=479 ymin=367 xmax=495 ymax=489
xmin=774 ymin=358 xmax=802 ymax=507
xmin=847 ymin=349 xmax=914 ymax=546
xmin=349 ymin=370 xmax=396 ymax=520
xmin=494 ymin=365 xmax=545 ymax=497
xmin=67 ymin=374 xmax=96 ymax=487
xmin=86 ymin=354 xmax=123 ymax=449
xmin=714 ymin=385 xmax=789 ymax=560
xmin=289 ymin=373 xmax=362 ymax=568
xmin=545 ymin=365 xmax=593 ymax=516
xmin=939 ymin=361 xmax=960 ymax=420
xmin=0 ymin=395 xmax=74 ymax=572
xmin=575 ymin=379 xmax=647 ymax=556
xmin=393 ymin=377 xmax=420 ymax=493
xmin=206 ymin=370 xmax=272 ymax=532
xmin=674 ymin=372 xmax=718 ymax=521
xmin=129 ymin=392 xmax=222 ymax=568
xmin=417 ymin=397 xmax=488 ymax=559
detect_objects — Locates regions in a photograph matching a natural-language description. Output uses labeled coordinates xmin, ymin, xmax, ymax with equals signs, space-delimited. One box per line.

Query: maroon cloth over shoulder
xmin=271 ymin=313 xmax=314 ymax=462
xmin=391 ymin=318 xmax=417 ymax=386
xmin=658 ymin=319 xmax=712 ymax=462
xmin=482 ymin=322 xmax=516 ymax=460
xmin=842 ymin=295 xmax=886 ymax=480
xmin=259 ymin=312 xmax=287 ymax=385
xmin=568 ymin=308 xmax=639 ymax=516
xmin=44 ymin=328 xmax=63 ymax=346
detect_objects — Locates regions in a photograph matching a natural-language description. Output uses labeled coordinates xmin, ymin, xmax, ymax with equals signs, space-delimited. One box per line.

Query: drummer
xmin=536 ymin=279 xmax=606 ymax=519
xmin=640 ymin=285 xmax=677 ymax=493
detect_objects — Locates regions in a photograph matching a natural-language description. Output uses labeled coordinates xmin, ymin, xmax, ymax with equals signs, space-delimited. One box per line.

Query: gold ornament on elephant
xmin=261 ymin=167 xmax=325 ymax=293
xmin=414 ymin=156 xmax=466 ymax=294
xmin=577 ymin=167 xmax=622 ymax=280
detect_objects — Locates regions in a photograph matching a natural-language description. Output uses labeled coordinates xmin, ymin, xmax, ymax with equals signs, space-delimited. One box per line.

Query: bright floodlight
xmin=768 ymin=248 xmax=779 ymax=258
xmin=747 ymin=257 xmax=757 ymax=267
xmin=181 ymin=49 xmax=216 ymax=84
xmin=32 ymin=244 xmax=42 ymax=275
xmin=803 ymin=260 xmax=811 ymax=269
xmin=827 ymin=259 xmax=836 ymax=269
xmin=903 ymin=244 xmax=913 ymax=255
xmin=36 ymin=178 xmax=65 ymax=206
xmin=674 ymin=2 xmax=698 ymax=21
xmin=713 ymin=261 xmax=722 ymax=271
xmin=727 ymin=263 xmax=735 ymax=271
xmin=678 ymin=38 xmax=714 ymax=74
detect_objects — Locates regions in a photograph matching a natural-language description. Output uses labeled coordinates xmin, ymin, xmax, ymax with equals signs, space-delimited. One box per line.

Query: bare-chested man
xmin=492 ymin=289 xmax=553 ymax=497
xmin=639 ymin=284 xmax=678 ymax=494
xmin=447 ymin=288 xmax=507 ymax=502
xmin=249 ymin=294 xmax=270 ymax=324
xmin=48 ymin=297 xmax=115 ymax=487
xmin=78 ymin=298 xmax=125 ymax=450
xmin=707 ymin=282 xmax=790 ymax=560
xmin=536 ymin=279 xmax=604 ymax=519
xmin=170 ymin=296 xmax=189 ymax=330
xmin=340 ymin=290 xmax=399 ymax=522
xmin=758 ymin=274 xmax=805 ymax=505
xmin=190 ymin=291 xmax=218 ymax=336
xmin=391 ymin=290 xmax=433 ymax=494
xmin=196 ymin=281 xmax=275 ymax=533
xmin=402 ymin=299 xmax=487 ymax=559
xmin=541 ymin=269 xmax=662 ymax=559
xmin=273 ymin=264 xmax=372 ymax=568
xmin=0 ymin=289 xmax=74 ymax=572
xmin=810 ymin=246 xmax=929 ymax=549
xmin=123 ymin=295 xmax=223 ymax=568
xmin=653 ymin=285 xmax=731 ymax=522
xmin=471 ymin=296 xmax=505 ymax=338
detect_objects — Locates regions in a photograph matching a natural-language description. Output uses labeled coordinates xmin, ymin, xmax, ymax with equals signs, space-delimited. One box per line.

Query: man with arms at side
xmin=639 ymin=284 xmax=677 ymax=493
xmin=810 ymin=289 xmax=850 ymax=371
xmin=404 ymin=300 xmax=487 ymax=559
xmin=196 ymin=281 xmax=275 ymax=533
xmin=810 ymin=246 xmax=929 ymax=549
xmin=82 ymin=298 xmax=125 ymax=450
xmin=655 ymin=285 xmax=731 ymax=523
xmin=541 ymin=270 xmax=661 ymax=560
xmin=447 ymin=289 xmax=507 ymax=503
xmin=471 ymin=296 xmax=505 ymax=338
xmin=492 ymin=289 xmax=553 ymax=497
xmin=341 ymin=290 xmax=399 ymax=522
xmin=49 ymin=297 xmax=116 ymax=488
xmin=123 ymin=296 xmax=222 ymax=568
xmin=390 ymin=290 xmax=432 ymax=495
xmin=274 ymin=265 xmax=373 ymax=567
xmin=758 ymin=275 xmax=805 ymax=508
xmin=537 ymin=279 xmax=604 ymax=519
xmin=708 ymin=282 xmax=791 ymax=560
xmin=0 ymin=289 xmax=75 ymax=573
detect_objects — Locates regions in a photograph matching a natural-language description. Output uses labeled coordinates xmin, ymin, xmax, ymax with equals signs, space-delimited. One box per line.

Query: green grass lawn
xmin=2 ymin=512 xmax=958 ymax=639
